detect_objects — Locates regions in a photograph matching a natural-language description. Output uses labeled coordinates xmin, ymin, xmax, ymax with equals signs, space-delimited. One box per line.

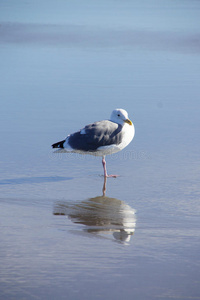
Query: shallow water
xmin=0 ymin=0 xmax=200 ymax=299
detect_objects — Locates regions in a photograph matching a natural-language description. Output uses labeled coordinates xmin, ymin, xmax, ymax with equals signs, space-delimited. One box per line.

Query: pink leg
xmin=102 ymin=156 xmax=119 ymax=178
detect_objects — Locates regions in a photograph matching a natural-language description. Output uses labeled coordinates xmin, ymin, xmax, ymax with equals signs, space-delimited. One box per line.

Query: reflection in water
xmin=54 ymin=178 xmax=136 ymax=244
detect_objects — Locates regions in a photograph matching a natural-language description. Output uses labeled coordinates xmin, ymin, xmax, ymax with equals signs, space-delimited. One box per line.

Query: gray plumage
xmin=67 ymin=121 xmax=123 ymax=152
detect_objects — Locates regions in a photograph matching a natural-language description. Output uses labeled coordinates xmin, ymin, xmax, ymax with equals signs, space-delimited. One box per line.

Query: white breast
xmin=118 ymin=123 xmax=135 ymax=151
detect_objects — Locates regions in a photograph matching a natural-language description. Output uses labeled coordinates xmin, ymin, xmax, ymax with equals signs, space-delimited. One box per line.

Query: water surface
xmin=0 ymin=1 xmax=200 ymax=299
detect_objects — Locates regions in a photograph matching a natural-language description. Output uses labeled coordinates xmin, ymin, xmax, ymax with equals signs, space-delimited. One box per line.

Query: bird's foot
xmin=105 ymin=174 xmax=119 ymax=178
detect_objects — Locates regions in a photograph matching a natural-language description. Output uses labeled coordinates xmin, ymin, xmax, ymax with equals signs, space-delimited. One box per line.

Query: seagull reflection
xmin=53 ymin=179 xmax=136 ymax=244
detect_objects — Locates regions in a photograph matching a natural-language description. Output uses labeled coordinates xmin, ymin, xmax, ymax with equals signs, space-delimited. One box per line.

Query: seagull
xmin=52 ymin=108 xmax=135 ymax=177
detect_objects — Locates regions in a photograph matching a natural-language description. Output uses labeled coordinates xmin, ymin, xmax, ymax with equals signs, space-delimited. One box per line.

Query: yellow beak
xmin=124 ymin=118 xmax=133 ymax=126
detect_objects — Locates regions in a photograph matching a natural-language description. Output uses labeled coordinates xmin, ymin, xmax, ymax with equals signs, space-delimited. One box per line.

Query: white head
xmin=110 ymin=108 xmax=133 ymax=126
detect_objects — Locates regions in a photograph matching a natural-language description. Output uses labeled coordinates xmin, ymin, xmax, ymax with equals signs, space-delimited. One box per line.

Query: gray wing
xmin=67 ymin=120 xmax=123 ymax=152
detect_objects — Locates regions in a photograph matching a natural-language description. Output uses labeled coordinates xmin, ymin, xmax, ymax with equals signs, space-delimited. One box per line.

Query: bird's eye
xmin=117 ymin=114 xmax=120 ymax=117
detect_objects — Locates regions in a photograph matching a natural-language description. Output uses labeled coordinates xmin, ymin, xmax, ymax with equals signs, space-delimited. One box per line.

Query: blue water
xmin=0 ymin=1 xmax=200 ymax=299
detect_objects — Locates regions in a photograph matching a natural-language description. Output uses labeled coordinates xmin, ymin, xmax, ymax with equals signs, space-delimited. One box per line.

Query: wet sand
xmin=0 ymin=1 xmax=200 ymax=299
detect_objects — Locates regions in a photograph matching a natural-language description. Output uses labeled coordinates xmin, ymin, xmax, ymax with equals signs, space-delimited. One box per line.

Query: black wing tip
xmin=51 ymin=140 xmax=65 ymax=149
xmin=52 ymin=143 xmax=57 ymax=148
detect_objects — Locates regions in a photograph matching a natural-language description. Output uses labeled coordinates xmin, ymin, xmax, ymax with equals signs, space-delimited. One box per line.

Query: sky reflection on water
xmin=0 ymin=0 xmax=200 ymax=299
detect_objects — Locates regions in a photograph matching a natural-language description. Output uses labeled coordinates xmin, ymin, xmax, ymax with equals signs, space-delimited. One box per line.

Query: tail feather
xmin=52 ymin=139 xmax=65 ymax=149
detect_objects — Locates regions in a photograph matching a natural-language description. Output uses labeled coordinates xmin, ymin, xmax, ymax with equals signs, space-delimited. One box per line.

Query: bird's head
xmin=110 ymin=109 xmax=133 ymax=126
